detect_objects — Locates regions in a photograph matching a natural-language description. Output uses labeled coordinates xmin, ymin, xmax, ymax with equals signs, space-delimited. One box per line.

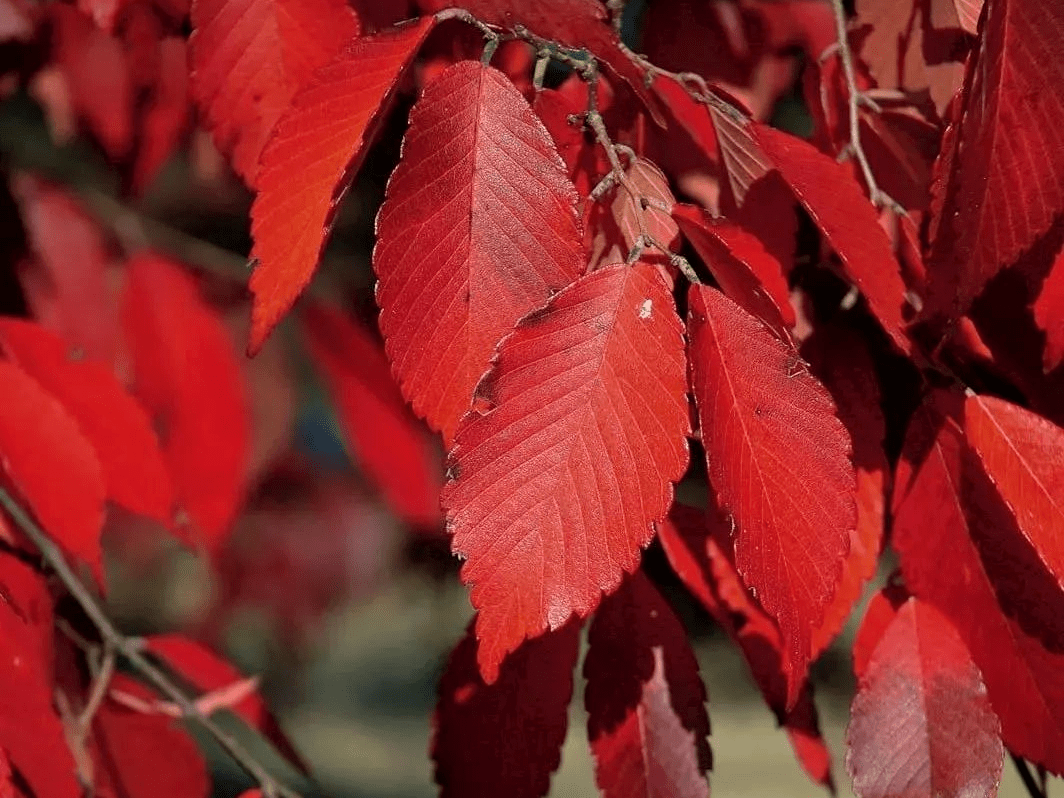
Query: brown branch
xmin=0 ymin=488 xmax=303 ymax=798
xmin=1013 ymin=754 xmax=1048 ymax=798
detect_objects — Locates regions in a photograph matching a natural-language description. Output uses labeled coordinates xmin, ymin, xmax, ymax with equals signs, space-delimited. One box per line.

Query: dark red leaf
xmin=432 ymin=618 xmax=579 ymax=798
xmin=846 ymin=596 xmax=1003 ymax=798
xmin=189 ymin=0 xmax=359 ymax=184
xmin=894 ymin=393 xmax=1064 ymax=773
xmin=146 ymin=634 xmax=307 ymax=773
xmin=300 ymin=302 xmax=442 ymax=528
xmin=925 ymin=0 xmax=1064 ymax=318
xmin=11 ymin=176 xmax=119 ymax=364
xmin=687 ymin=285 xmax=854 ymax=704
xmin=584 ymin=571 xmax=711 ymax=798
xmin=964 ymin=394 xmax=1064 ymax=591
xmin=373 ymin=60 xmax=585 ymax=444
xmin=1034 ymin=245 xmax=1064 ymax=372
xmin=0 ymin=318 xmax=173 ymax=526
xmin=441 ymin=263 xmax=689 ymax=681
xmin=532 ymin=86 xmax=607 ymax=198
xmin=122 ymin=253 xmax=249 ymax=552
xmin=673 ymin=203 xmax=793 ymax=336
xmin=0 ymin=359 xmax=106 ymax=582
xmin=657 ymin=506 xmax=835 ymax=793
xmin=93 ymin=675 xmax=209 ymax=798
xmin=248 ymin=17 xmax=435 ymax=352
xmin=0 ymin=555 xmax=78 ymax=798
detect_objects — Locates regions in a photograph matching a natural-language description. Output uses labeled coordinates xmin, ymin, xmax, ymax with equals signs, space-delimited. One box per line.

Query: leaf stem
xmin=0 ymin=488 xmax=303 ymax=798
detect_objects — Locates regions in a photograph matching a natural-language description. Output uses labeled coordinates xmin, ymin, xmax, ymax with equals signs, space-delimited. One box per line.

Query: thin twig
xmin=1013 ymin=754 xmax=1048 ymax=798
xmin=0 ymin=489 xmax=302 ymax=798
xmin=828 ymin=0 xmax=905 ymax=214
xmin=75 ymin=641 xmax=116 ymax=744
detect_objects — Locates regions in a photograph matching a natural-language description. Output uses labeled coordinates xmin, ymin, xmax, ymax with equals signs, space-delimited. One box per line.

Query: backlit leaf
xmin=847 ymin=596 xmax=1003 ymax=798
xmin=442 ymin=263 xmax=689 ymax=681
xmin=584 ymin=571 xmax=711 ymax=798
xmin=432 ymin=619 xmax=579 ymax=798
xmin=248 ymin=17 xmax=435 ymax=351
xmin=374 ymin=60 xmax=585 ymax=444
xmin=189 ymin=0 xmax=359 ymax=184
xmin=687 ymin=285 xmax=854 ymax=704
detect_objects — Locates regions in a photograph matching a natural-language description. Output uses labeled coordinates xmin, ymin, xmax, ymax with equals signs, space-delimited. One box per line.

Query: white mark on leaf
xmin=638 ymin=299 xmax=652 ymax=319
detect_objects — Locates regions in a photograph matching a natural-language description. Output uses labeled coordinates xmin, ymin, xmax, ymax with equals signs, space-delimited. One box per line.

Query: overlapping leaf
xmin=687 ymin=285 xmax=854 ymax=703
xmin=0 ymin=318 xmax=173 ymax=526
xmin=847 ymin=596 xmax=1003 ymax=798
xmin=585 ymin=571 xmax=711 ymax=798
xmin=432 ymin=619 xmax=579 ymax=798
xmin=374 ymin=60 xmax=585 ymax=444
xmin=894 ymin=394 xmax=1064 ymax=773
xmin=1034 ymin=246 xmax=1064 ymax=372
xmin=122 ymin=253 xmax=249 ymax=552
xmin=926 ymin=0 xmax=1064 ymax=318
xmin=301 ymin=302 xmax=441 ymax=528
xmin=658 ymin=506 xmax=835 ymax=793
xmin=442 ymin=263 xmax=689 ymax=681
xmin=248 ymin=17 xmax=435 ymax=351
xmin=189 ymin=0 xmax=359 ymax=183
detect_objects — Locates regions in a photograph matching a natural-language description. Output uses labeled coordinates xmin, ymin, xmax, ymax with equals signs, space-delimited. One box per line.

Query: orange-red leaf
xmin=926 ymin=0 xmax=1064 ymax=318
xmin=248 ymin=17 xmax=435 ymax=351
xmin=0 ymin=318 xmax=173 ymax=525
xmin=189 ymin=0 xmax=359 ymax=184
xmin=374 ymin=60 xmax=585 ymax=444
xmin=432 ymin=619 xmax=579 ymax=798
xmin=122 ymin=253 xmax=249 ymax=552
xmin=584 ymin=571 xmax=711 ymax=798
xmin=442 ymin=263 xmax=689 ymax=681
xmin=687 ymin=285 xmax=854 ymax=704
xmin=0 ymin=360 xmax=105 ymax=581
xmin=964 ymin=394 xmax=1064 ymax=591
xmin=846 ymin=596 xmax=1003 ymax=798
xmin=300 ymin=302 xmax=442 ymax=528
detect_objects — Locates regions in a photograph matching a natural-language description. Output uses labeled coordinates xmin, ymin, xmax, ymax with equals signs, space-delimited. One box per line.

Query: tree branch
xmin=1013 ymin=754 xmax=1048 ymax=798
xmin=0 ymin=488 xmax=303 ymax=798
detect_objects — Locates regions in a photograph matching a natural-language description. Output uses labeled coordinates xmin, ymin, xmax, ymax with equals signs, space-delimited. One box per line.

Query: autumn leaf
xmin=847 ymin=596 xmax=1003 ymax=798
xmin=248 ymin=17 xmax=435 ymax=351
xmin=300 ymin=302 xmax=442 ymax=528
xmin=1034 ymin=246 xmax=1064 ymax=372
xmin=584 ymin=571 xmax=711 ymax=798
xmin=0 ymin=318 xmax=173 ymax=526
xmin=122 ymin=253 xmax=249 ymax=552
xmin=374 ymin=60 xmax=585 ymax=444
xmin=588 ymin=158 xmax=679 ymax=270
xmin=687 ymin=284 xmax=854 ymax=704
xmin=189 ymin=0 xmax=359 ymax=184
xmin=432 ymin=619 xmax=579 ymax=798
xmin=925 ymin=0 xmax=1064 ymax=318
xmin=442 ymin=263 xmax=689 ymax=682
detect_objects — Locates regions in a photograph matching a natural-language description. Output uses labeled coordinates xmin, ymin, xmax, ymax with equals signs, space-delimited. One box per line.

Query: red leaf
xmin=300 ymin=302 xmax=442 ymax=528
xmin=1034 ymin=245 xmax=1064 ymax=372
xmin=11 ymin=176 xmax=119 ymax=364
xmin=851 ymin=584 xmax=907 ymax=682
xmin=432 ymin=618 xmax=579 ymax=798
xmin=964 ymin=394 xmax=1064 ymax=591
xmin=752 ymin=125 xmax=912 ymax=354
xmin=0 ymin=360 xmax=106 ymax=581
xmin=846 ymin=596 xmax=1003 ymax=798
xmin=189 ymin=0 xmax=359 ymax=184
xmin=590 ymin=158 xmax=679 ymax=270
xmin=373 ymin=60 xmax=585 ymax=444
xmin=584 ymin=571 xmax=711 ymax=798
xmin=532 ymin=86 xmax=607 ymax=198
xmin=925 ymin=0 xmax=1064 ymax=318
xmin=441 ymin=263 xmax=689 ymax=681
xmin=687 ymin=285 xmax=854 ymax=704
xmin=132 ymin=37 xmax=190 ymax=194
xmin=803 ymin=326 xmax=888 ymax=659
xmin=0 ymin=318 xmax=173 ymax=526
xmin=0 ymin=555 xmax=78 ymax=798
xmin=673 ymin=203 xmax=793 ymax=336
xmin=248 ymin=17 xmax=435 ymax=352
xmin=122 ymin=253 xmax=250 ymax=552
xmin=894 ymin=394 xmax=1064 ymax=773
xmin=145 ymin=634 xmax=307 ymax=773
xmin=657 ymin=506 xmax=835 ymax=793
xmin=92 ymin=676 xmax=209 ymax=798
xmin=424 ymin=0 xmax=664 ymax=125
